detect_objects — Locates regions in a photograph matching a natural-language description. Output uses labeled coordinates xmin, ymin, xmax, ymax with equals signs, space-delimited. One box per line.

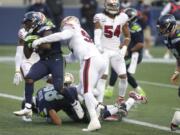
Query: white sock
xmin=25 ymin=103 xmax=32 ymax=109
xmin=107 ymin=105 xmax=118 ymax=115
xmin=92 ymin=88 xmax=100 ymax=97
xmin=125 ymin=98 xmax=135 ymax=111
xmin=84 ymin=92 xmax=98 ymax=120
xmin=118 ymin=78 xmax=128 ymax=97
xmin=96 ymin=79 xmax=106 ymax=102
xmin=172 ymin=111 xmax=180 ymax=125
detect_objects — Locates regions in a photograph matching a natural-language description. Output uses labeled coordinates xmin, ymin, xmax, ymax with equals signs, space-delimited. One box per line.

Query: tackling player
xmin=32 ymin=16 xmax=106 ymax=131
xmin=156 ymin=14 xmax=180 ymax=131
xmin=13 ymin=12 xmax=84 ymax=121
xmin=93 ymin=0 xmax=131 ymax=102
xmin=21 ymin=73 xmax=89 ymax=126
xmin=106 ymin=8 xmax=146 ymax=98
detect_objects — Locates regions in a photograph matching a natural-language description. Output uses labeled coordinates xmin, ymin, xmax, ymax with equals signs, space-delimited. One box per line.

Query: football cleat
xmin=104 ymin=86 xmax=113 ymax=98
xmin=13 ymin=107 xmax=32 ymax=117
xmin=136 ymin=88 xmax=146 ymax=97
xmin=22 ymin=115 xmax=32 ymax=122
xmin=82 ymin=118 xmax=101 ymax=132
xmin=129 ymin=91 xmax=147 ymax=104
xmin=116 ymin=102 xmax=128 ymax=118
xmin=13 ymin=103 xmax=32 ymax=116
xmin=72 ymin=100 xmax=84 ymax=119
xmin=170 ymin=123 xmax=180 ymax=131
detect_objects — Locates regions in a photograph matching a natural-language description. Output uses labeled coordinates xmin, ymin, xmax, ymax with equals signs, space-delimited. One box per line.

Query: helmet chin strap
xmin=104 ymin=10 xmax=119 ymax=17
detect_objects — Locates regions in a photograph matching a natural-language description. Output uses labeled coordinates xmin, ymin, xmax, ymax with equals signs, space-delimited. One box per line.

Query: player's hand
xmin=171 ymin=71 xmax=180 ymax=85
xmin=119 ymin=46 xmax=127 ymax=58
xmin=32 ymin=39 xmax=41 ymax=48
xmin=13 ymin=72 xmax=22 ymax=85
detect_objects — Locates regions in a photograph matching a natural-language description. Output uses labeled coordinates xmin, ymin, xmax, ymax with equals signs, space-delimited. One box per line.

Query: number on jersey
xmin=43 ymin=87 xmax=64 ymax=101
xmin=104 ymin=25 xmax=121 ymax=38
xmin=81 ymin=29 xmax=93 ymax=43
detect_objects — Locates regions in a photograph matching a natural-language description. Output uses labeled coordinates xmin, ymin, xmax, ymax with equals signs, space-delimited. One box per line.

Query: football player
xmin=32 ymin=16 xmax=106 ymax=131
xmin=157 ymin=14 xmax=180 ymax=95
xmin=13 ymin=11 xmax=55 ymax=85
xmin=13 ymin=12 xmax=84 ymax=121
xmin=106 ymin=8 xmax=146 ymax=98
xmin=21 ymin=73 xmax=89 ymax=126
xmin=93 ymin=0 xmax=131 ymax=102
xmin=156 ymin=14 xmax=180 ymax=131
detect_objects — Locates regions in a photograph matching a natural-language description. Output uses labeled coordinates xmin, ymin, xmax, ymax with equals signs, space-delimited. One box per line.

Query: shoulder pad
xmin=93 ymin=13 xmax=104 ymax=23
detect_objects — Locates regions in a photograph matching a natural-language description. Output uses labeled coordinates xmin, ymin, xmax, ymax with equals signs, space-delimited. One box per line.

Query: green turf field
xmin=0 ymin=45 xmax=180 ymax=135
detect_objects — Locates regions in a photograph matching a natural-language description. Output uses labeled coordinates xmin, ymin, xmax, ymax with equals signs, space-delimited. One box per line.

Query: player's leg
xmin=50 ymin=57 xmax=84 ymax=119
xmin=111 ymin=55 xmax=128 ymax=103
xmin=95 ymin=53 xmax=109 ymax=101
xmin=14 ymin=61 xmax=49 ymax=116
xmin=80 ymin=58 xmax=101 ymax=131
xmin=105 ymin=67 xmax=118 ymax=98
xmin=127 ymin=54 xmax=146 ymax=96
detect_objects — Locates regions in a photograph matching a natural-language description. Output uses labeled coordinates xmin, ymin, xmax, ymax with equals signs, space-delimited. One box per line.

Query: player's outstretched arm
xmin=32 ymin=29 xmax=74 ymax=48
xmin=48 ymin=109 xmax=62 ymax=126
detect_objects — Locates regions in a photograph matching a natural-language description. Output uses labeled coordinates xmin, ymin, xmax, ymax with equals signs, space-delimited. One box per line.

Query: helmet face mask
xmin=157 ymin=14 xmax=176 ymax=36
xmin=124 ymin=8 xmax=138 ymax=23
xmin=104 ymin=0 xmax=120 ymax=15
xmin=23 ymin=11 xmax=43 ymax=31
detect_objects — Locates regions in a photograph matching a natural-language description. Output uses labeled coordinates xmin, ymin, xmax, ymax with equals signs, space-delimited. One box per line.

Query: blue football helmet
xmin=23 ymin=11 xmax=43 ymax=31
xmin=156 ymin=14 xmax=176 ymax=36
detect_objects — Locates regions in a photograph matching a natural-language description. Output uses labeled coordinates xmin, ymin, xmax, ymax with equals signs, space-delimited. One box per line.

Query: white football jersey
xmin=94 ymin=12 xmax=128 ymax=50
xmin=63 ymin=25 xmax=100 ymax=61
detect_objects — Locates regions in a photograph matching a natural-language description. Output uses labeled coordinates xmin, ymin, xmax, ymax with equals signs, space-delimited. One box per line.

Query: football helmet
xmin=156 ymin=14 xmax=176 ymax=36
xmin=64 ymin=72 xmax=74 ymax=86
xmin=36 ymin=12 xmax=47 ymax=24
xmin=23 ymin=11 xmax=43 ymax=31
xmin=124 ymin=8 xmax=138 ymax=23
xmin=61 ymin=16 xmax=80 ymax=29
xmin=104 ymin=0 xmax=120 ymax=15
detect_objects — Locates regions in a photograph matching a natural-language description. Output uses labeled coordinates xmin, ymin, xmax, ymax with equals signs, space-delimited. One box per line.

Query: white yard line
xmin=0 ymin=93 xmax=23 ymax=101
xmin=138 ymin=80 xmax=178 ymax=89
xmin=123 ymin=118 xmax=180 ymax=134
xmin=0 ymin=92 xmax=180 ymax=134
xmin=0 ymin=56 xmax=176 ymax=64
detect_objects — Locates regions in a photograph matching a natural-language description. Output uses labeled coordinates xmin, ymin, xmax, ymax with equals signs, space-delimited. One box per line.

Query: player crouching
xmin=18 ymin=73 xmax=89 ymax=126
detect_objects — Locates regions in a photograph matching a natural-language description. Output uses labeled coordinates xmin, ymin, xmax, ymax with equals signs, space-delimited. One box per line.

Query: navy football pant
xmin=25 ymin=56 xmax=64 ymax=104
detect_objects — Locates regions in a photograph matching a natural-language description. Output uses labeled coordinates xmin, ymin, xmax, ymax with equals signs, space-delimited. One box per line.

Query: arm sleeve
xmin=94 ymin=29 xmax=102 ymax=45
xmin=15 ymin=46 xmax=24 ymax=72
xmin=37 ymin=28 xmax=74 ymax=44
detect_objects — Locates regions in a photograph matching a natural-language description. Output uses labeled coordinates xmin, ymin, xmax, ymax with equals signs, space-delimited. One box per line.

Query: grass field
xmin=0 ymin=45 xmax=180 ymax=135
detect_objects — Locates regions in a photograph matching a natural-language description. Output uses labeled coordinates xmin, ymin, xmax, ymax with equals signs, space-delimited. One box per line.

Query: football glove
xmin=13 ymin=72 xmax=22 ymax=85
